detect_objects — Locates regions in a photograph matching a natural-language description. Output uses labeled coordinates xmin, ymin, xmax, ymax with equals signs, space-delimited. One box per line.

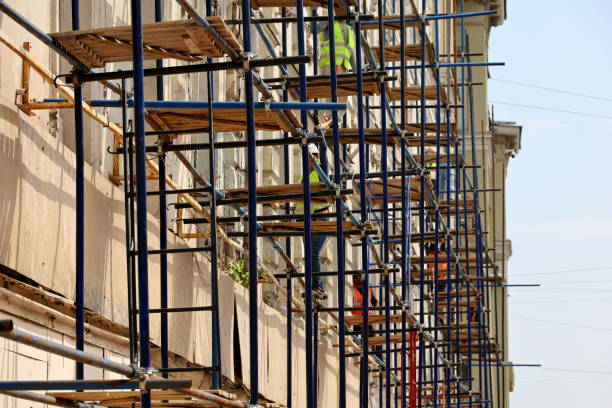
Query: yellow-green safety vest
xmin=320 ymin=21 xmax=355 ymax=71
xmin=296 ymin=170 xmax=330 ymax=214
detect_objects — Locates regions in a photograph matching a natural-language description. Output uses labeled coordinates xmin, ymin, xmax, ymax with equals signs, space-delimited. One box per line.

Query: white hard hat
xmin=308 ymin=144 xmax=320 ymax=156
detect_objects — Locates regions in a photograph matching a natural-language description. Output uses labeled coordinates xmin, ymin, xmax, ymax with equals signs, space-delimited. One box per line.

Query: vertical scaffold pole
xmin=444 ymin=108 xmax=453 ymax=406
xmin=375 ymin=0 xmax=392 ymax=405
xmin=154 ymin=0 xmax=169 ymax=379
xmin=71 ymin=0 xmax=84 ymax=382
xmin=398 ymin=0 xmax=408 ymax=406
xmin=466 ymin=39 xmax=489 ymax=406
xmin=433 ymin=1 xmax=441 ymax=407
xmin=240 ymin=0 xmax=259 ymax=402
xmin=206 ymin=0 xmax=222 ymax=390
xmin=130 ymin=1 xmax=152 ymax=408
xmin=281 ymin=8 xmax=293 ymax=408
xmin=418 ymin=1 xmax=427 ymax=407
xmin=120 ymin=78 xmax=137 ymax=366
xmin=353 ymin=0 xmax=371 ymax=404
xmin=326 ymin=3 xmax=346 ymax=408
xmin=459 ymin=2 xmax=474 ymax=404
xmin=294 ymin=1 xmax=314 ymax=407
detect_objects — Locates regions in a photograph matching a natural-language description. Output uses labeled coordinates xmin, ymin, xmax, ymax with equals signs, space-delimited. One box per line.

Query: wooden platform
xmin=46 ymin=391 xmax=207 ymax=407
xmin=145 ymin=107 xmax=301 ymax=134
xmin=338 ymin=122 xmax=455 ymax=138
xmin=345 ymin=313 xmax=417 ymax=326
xmin=260 ymin=220 xmax=364 ymax=235
xmin=50 ymin=19 xmax=240 ymax=69
xmin=367 ymin=333 xmax=433 ymax=346
xmin=364 ymin=178 xmax=425 ymax=204
xmin=251 ymin=0 xmax=357 ymax=9
xmin=339 ymin=133 xmax=454 ymax=148
xmin=267 ymin=73 xmax=391 ymax=99
xmin=222 ymin=182 xmax=338 ymax=204
xmin=46 ymin=389 xmax=240 ymax=407
xmin=439 ymin=199 xmax=475 ymax=209
xmin=370 ymin=44 xmax=432 ymax=62
xmin=388 ymin=85 xmax=448 ymax=105
xmin=361 ymin=15 xmax=424 ymax=30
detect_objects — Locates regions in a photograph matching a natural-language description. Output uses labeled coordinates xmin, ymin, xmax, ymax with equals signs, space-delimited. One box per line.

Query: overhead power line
xmin=510 ymin=315 xmax=612 ymax=332
xmin=513 ymin=266 xmax=612 ymax=277
xmin=489 ymin=100 xmax=612 ymax=120
xmin=510 ymin=296 xmax=612 ymax=305
xmin=516 ymin=374 xmax=603 ymax=384
xmin=491 ymin=78 xmax=612 ymax=103
xmin=541 ymin=367 xmax=612 ymax=375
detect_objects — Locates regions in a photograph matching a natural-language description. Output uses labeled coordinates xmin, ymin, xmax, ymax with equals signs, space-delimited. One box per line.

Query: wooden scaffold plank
xmin=49 ymin=19 xmax=241 ymax=69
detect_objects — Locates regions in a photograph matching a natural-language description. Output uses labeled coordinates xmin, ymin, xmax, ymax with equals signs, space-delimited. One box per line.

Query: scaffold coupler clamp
xmin=353 ymin=11 xmax=360 ymax=23
xmin=376 ymin=70 xmax=388 ymax=84
xmin=70 ymin=70 xmax=81 ymax=88
xmin=281 ymin=73 xmax=289 ymax=91
xmin=382 ymin=263 xmax=391 ymax=276
xmin=359 ymin=224 xmax=368 ymax=239
xmin=297 ymin=128 xmax=310 ymax=147
xmin=134 ymin=366 xmax=157 ymax=392
xmin=418 ymin=165 xmax=428 ymax=177
xmin=261 ymin=96 xmax=272 ymax=114
xmin=155 ymin=137 xmax=165 ymax=157
xmin=239 ymin=51 xmax=257 ymax=72
xmin=334 ymin=184 xmax=342 ymax=200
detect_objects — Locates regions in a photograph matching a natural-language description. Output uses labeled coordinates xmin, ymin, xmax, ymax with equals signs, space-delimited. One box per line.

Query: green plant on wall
xmin=226 ymin=258 xmax=248 ymax=287
xmin=225 ymin=258 xmax=264 ymax=288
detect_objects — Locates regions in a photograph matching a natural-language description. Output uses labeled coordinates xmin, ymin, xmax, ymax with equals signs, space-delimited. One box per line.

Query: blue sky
xmin=488 ymin=0 xmax=612 ymax=406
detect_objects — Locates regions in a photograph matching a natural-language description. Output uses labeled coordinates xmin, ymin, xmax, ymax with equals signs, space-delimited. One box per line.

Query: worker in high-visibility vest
xmin=426 ymin=158 xmax=455 ymax=201
xmin=312 ymin=19 xmax=357 ymax=126
xmin=351 ymin=274 xmax=377 ymax=317
xmin=318 ymin=20 xmax=356 ymax=73
xmin=296 ymin=144 xmax=331 ymax=300
xmin=426 ymin=249 xmax=448 ymax=295
xmin=351 ymin=274 xmax=382 ymax=361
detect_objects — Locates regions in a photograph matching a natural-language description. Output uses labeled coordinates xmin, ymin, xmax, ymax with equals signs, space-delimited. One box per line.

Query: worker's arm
xmin=349 ymin=52 xmax=357 ymax=72
xmin=344 ymin=25 xmax=358 ymax=72
xmin=311 ymin=21 xmax=328 ymax=35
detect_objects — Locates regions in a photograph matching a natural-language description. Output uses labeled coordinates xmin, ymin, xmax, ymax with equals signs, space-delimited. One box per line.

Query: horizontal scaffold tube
xmin=225 ymin=13 xmax=376 ymax=25
xmin=74 ymin=55 xmax=310 ymax=83
xmin=41 ymin=99 xmax=346 ymax=111
xmin=0 ymin=390 xmax=103 ymax=408
xmin=0 ymin=320 xmax=135 ymax=377
xmin=359 ymin=10 xmax=497 ymax=26
xmin=116 ymin=135 xmax=324 ymax=153
xmin=387 ymin=61 xmax=505 ymax=70
xmin=0 ymin=379 xmax=191 ymax=391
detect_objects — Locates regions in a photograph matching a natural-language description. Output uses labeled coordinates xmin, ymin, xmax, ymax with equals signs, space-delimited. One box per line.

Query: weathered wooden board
xmin=222 ymin=182 xmax=337 ymax=204
xmin=251 ymin=0 xmax=357 ymax=10
xmin=49 ymin=19 xmax=240 ymax=69
xmin=146 ymin=108 xmax=300 ymax=134
xmin=259 ymin=220 xmax=361 ymax=234
xmin=267 ymin=73 xmax=389 ymax=99
xmin=360 ymin=15 xmax=424 ymax=30
xmin=388 ymin=85 xmax=448 ymax=105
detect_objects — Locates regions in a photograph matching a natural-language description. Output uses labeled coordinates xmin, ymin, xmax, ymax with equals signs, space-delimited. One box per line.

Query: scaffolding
xmin=0 ymin=0 xmax=510 ymax=407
